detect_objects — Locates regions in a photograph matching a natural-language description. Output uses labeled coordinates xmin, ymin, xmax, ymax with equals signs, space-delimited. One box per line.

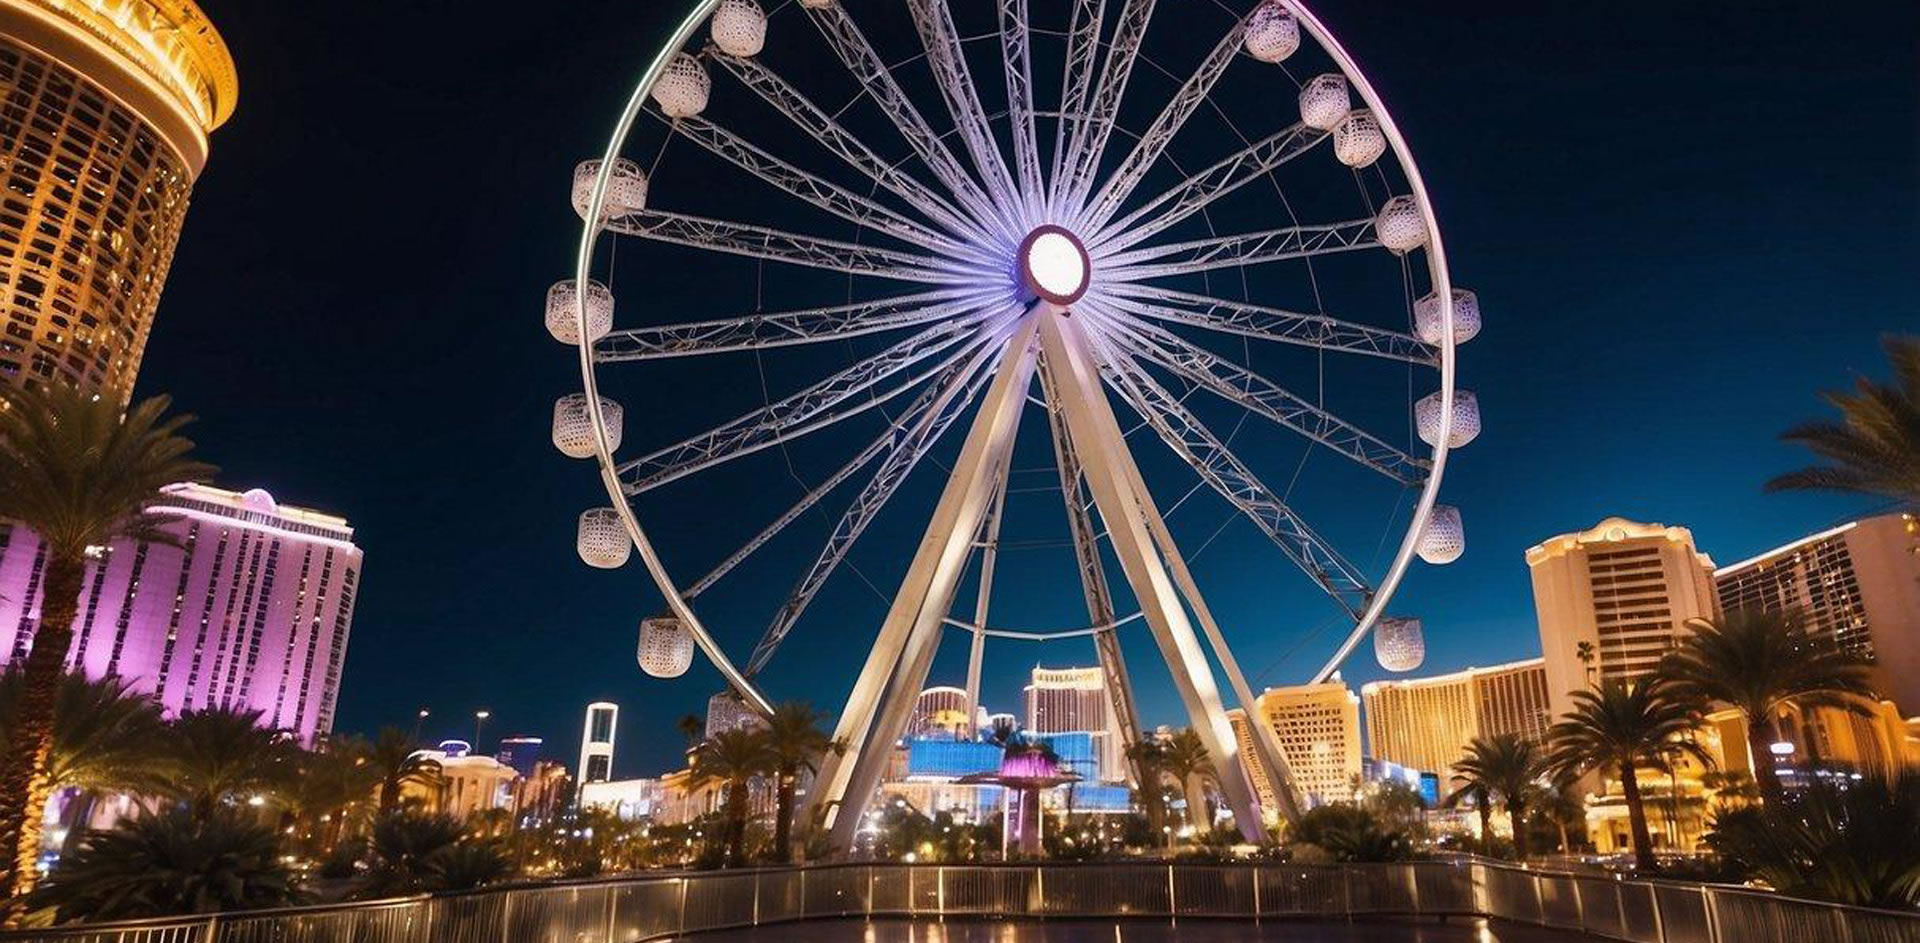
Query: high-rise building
xmin=1025 ymin=665 xmax=1125 ymax=782
xmin=1226 ymin=708 xmax=1277 ymax=818
xmin=1527 ymin=518 xmax=1720 ymax=722
xmin=578 ymin=701 xmax=617 ymax=785
xmin=705 ymin=690 xmax=764 ymax=739
xmin=909 ymin=685 xmax=972 ymax=738
xmin=1714 ymin=513 xmax=1920 ymax=714
xmin=1253 ymin=680 xmax=1362 ymax=806
xmin=0 ymin=483 xmax=360 ymax=745
xmin=1361 ymin=658 xmax=1551 ymax=776
xmin=0 ymin=0 xmax=236 ymax=399
xmin=495 ymin=736 xmax=543 ymax=779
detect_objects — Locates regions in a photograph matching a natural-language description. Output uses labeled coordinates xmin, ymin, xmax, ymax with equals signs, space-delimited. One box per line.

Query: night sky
xmin=144 ymin=2 xmax=1916 ymax=777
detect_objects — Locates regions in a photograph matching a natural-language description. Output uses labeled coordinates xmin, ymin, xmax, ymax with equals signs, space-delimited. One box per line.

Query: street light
xmin=410 ymin=708 xmax=430 ymax=745
xmin=475 ymin=710 xmax=491 ymax=750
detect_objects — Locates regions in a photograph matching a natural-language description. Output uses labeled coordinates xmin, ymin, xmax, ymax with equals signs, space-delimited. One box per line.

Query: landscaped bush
xmin=29 ymin=809 xmax=305 ymax=922
xmin=1706 ymin=773 xmax=1920 ymax=909
xmin=1288 ymin=804 xmax=1413 ymax=863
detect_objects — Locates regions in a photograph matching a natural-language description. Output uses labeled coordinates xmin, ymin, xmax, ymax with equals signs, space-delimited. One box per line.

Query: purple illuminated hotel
xmin=0 ymin=483 xmax=362 ymax=745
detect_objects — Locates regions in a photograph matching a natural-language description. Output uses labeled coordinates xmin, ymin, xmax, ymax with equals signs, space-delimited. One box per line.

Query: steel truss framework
xmin=565 ymin=0 xmax=1466 ymax=855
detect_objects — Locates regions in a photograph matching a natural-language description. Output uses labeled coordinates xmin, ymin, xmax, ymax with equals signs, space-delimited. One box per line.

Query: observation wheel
xmin=553 ymin=0 xmax=1478 ymax=850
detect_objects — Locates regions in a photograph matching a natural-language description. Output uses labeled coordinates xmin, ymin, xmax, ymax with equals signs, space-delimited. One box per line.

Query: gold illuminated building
xmin=1361 ymin=658 xmax=1551 ymax=777
xmin=0 ymin=0 xmax=235 ymax=400
xmin=1251 ymin=681 xmax=1362 ymax=806
xmin=1527 ymin=518 xmax=1721 ymax=723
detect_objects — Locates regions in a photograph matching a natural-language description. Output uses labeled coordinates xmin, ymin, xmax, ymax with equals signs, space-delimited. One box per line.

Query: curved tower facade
xmin=0 ymin=0 xmax=236 ymax=400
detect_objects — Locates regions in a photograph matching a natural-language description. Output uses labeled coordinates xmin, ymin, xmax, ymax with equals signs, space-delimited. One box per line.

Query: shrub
xmin=1706 ymin=774 xmax=1920 ymax=909
xmin=30 ymin=809 xmax=302 ymax=923
xmin=1290 ymin=803 xmax=1414 ymax=863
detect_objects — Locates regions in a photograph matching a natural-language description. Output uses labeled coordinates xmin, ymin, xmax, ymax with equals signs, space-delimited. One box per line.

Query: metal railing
xmin=4 ymin=860 xmax=1916 ymax=943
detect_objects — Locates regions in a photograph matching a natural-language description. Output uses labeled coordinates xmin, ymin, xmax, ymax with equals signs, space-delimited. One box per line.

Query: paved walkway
xmin=667 ymin=917 xmax=1607 ymax=941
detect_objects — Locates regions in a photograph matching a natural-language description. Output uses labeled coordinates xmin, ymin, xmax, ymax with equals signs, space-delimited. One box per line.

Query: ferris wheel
xmin=553 ymin=0 xmax=1477 ymax=850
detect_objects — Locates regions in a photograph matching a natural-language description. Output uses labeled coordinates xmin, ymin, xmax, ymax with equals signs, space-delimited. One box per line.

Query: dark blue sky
xmin=151 ymin=2 xmax=1916 ymax=777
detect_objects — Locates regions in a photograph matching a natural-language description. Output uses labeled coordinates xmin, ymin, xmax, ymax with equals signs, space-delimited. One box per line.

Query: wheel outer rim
xmin=572 ymin=0 xmax=1459 ymax=706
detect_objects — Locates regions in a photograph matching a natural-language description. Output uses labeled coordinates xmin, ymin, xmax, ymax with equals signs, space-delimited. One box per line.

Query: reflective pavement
xmin=665 ymin=917 xmax=1609 ymax=941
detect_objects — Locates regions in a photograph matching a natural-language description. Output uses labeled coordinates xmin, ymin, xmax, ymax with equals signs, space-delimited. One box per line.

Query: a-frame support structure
xmin=805 ymin=305 xmax=1289 ymax=852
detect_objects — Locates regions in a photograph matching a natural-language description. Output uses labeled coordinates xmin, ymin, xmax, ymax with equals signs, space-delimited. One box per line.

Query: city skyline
xmin=112 ymin=0 xmax=1920 ymax=776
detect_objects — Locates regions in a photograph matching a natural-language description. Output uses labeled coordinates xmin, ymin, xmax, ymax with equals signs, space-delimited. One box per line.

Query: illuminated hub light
xmin=1018 ymin=225 xmax=1092 ymax=306
xmin=1769 ymin=741 xmax=1795 ymax=756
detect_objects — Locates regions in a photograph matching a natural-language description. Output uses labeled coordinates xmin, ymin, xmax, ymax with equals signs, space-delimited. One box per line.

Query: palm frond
xmin=1766 ymin=335 xmax=1920 ymax=508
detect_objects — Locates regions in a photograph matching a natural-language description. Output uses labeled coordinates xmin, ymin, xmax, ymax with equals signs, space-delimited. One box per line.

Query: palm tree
xmin=1766 ymin=334 xmax=1920 ymax=509
xmin=1660 ymin=610 xmax=1876 ymax=804
xmin=1701 ymin=769 xmax=1761 ymax=811
xmin=690 ymin=728 xmax=771 ymax=867
xmin=0 ymin=385 xmax=213 ymax=912
xmin=1547 ymin=678 xmax=1710 ymax=872
xmin=1450 ymin=733 xmax=1547 ymax=860
xmin=161 ymin=707 xmax=298 ymax=816
xmin=360 ymin=810 xmax=465 ymax=897
xmin=423 ymin=840 xmax=513 ymax=891
xmin=1160 ymin=729 xmax=1214 ymax=833
xmin=369 ymin=726 xmax=443 ymax=813
xmin=283 ymin=735 xmax=381 ymax=852
xmin=1442 ymin=776 xmax=1494 ymax=848
xmin=1534 ymin=777 xmax=1588 ymax=855
xmin=0 ymin=669 xmax=167 ymax=849
xmin=676 ymin=714 xmax=705 ymax=744
xmin=28 ymin=808 xmax=302 ymax=923
xmin=762 ymin=702 xmax=835 ymax=863
xmin=1124 ymin=738 xmax=1171 ymax=837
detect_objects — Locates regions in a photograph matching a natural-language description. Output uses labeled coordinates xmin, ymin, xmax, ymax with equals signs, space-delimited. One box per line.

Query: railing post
xmin=1033 ymin=864 xmax=1044 ymax=917
xmin=1251 ymin=864 xmax=1261 ymax=918
xmin=499 ymin=885 xmax=513 ymax=943
xmin=203 ymin=913 xmax=219 ymax=943
xmin=1648 ymin=881 xmax=1666 ymax=943
xmin=937 ymin=865 xmax=945 ymax=916
xmin=1831 ymin=904 xmax=1854 ymax=943
xmin=866 ymin=865 xmax=876 ymax=917
xmin=1702 ymin=885 xmax=1718 ymax=943
xmin=1166 ymin=863 xmax=1177 ymax=918
xmin=604 ymin=883 xmax=617 ymax=943
xmin=677 ymin=877 xmax=689 ymax=936
xmin=752 ymin=869 xmax=762 ymax=927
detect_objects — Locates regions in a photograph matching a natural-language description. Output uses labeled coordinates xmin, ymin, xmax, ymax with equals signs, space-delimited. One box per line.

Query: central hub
xmin=1018 ymin=225 xmax=1092 ymax=307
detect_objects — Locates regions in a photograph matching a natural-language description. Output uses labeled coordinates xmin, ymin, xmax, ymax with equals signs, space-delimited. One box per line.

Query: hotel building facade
xmin=1361 ymin=658 xmax=1551 ymax=777
xmin=1252 ymin=680 xmax=1362 ymax=806
xmin=0 ymin=0 xmax=235 ymax=399
xmin=1714 ymin=513 xmax=1920 ymax=715
xmin=1227 ymin=707 xmax=1278 ymax=819
xmin=1025 ymin=665 xmax=1127 ymax=782
xmin=909 ymin=685 xmax=972 ymax=738
xmin=1527 ymin=517 xmax=1721 ymax=722
xmin=0 ymin=483 xmax=360 ymax=745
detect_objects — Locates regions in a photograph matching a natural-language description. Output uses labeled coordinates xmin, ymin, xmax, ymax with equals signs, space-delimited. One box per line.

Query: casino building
xmin=0 ymin=483 xmax=361 ymax=745
xmin=0 ymin=0 xmax=236 ymax=399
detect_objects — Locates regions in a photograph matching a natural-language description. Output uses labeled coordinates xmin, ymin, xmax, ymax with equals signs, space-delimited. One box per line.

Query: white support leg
xmin=1035 ymin=309 xmax=1266 ymax=843
xmin=810 ymin=318 xmax=1040 ymax=853
xmin=962 ymin=462 xmax=1010 ymax=738
xmin=1040 ymin=353 xmax=1144 ymax=784
xmin=1083 ymin=333 xmax=1308 ymax=824
xmin=1116 ymin=432 xmax=1306 ymax=825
